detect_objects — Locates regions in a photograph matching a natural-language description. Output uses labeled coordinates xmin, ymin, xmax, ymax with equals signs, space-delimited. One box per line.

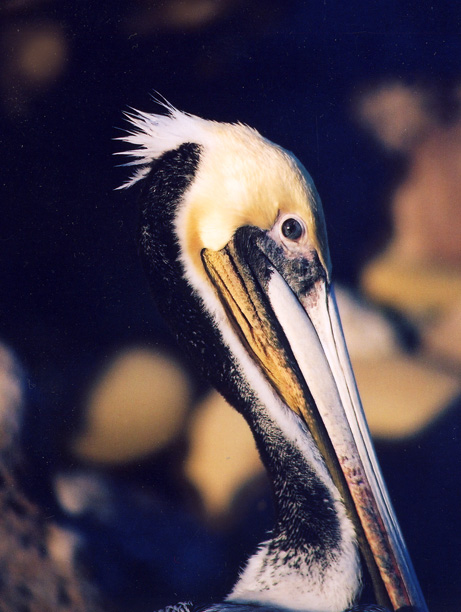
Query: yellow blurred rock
xmin=185 ymin=390 xmax=262 ymax=520
xmin=353 ymin=355 xmax=460 ymax=440
xmin=72 ymin=349 xmax=192 ymax=464
xmin=1 ymin=21 xmax=68 ymax=115
xmin=0 ymin=343 xmax=23 ymax=453
xmin=361 ymin=246 xmax=461 ymax=322
xmin=357 ymin=254 xmax=461 ymax=437
xmin=356 ymin=81 xmax=461 ymax=440
xmin=423 ymin=300 xmax=461 ymax=367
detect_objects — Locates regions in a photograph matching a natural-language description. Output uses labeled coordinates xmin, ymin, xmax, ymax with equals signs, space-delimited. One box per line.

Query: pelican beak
xmin=202 ymin=227 xmax=427 ymax=612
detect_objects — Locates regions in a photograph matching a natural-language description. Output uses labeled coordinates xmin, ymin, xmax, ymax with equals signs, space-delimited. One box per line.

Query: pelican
xmin=118 ymin=103 xmax=428 ymax=612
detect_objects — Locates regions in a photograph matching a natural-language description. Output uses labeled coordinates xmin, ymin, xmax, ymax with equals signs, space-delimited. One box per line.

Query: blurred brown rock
xmin=0 ymin=344 xmax=101 ymax=611
xmin=1 ymin=19 xmax=67 ymax=115
xmin=72 ymin=348 xmax=193 ymax=465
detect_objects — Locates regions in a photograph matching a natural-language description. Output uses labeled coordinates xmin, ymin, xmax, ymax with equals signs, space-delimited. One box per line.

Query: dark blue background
xmin=1 ymin=2 xmax=460 ymax=611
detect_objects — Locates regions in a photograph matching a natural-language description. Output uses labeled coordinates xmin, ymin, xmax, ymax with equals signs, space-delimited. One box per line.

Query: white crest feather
xmin=115 ymin=100 xmax=218 ymax=189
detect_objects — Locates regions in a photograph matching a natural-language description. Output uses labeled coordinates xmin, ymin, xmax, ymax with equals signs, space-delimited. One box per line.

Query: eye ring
xmin=281 ymin=216 xmax=305 ymax=242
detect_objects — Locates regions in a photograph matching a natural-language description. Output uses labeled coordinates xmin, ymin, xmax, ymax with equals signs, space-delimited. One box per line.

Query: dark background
xmin=1 ymin=2 xmax=461 ymax=611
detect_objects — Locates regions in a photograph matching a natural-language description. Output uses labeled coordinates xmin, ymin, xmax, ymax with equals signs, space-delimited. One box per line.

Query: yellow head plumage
xmin=118 ymin=103 xmax=331 ymax=280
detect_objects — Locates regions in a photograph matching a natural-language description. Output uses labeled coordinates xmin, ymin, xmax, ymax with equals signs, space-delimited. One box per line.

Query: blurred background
xmin=1 ymin=1 xmax=461 ymax=611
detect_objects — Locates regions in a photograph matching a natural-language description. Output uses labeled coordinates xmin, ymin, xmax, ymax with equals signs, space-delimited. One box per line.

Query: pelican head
xmin=118 ymin=103 xmax=427 ymax=612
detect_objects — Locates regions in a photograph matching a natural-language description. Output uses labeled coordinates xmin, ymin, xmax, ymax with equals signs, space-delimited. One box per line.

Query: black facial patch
xmin=231 ymin=226 xmax=326 ymax=298
xmin=257 ymin=232 xmax=326 ymax=296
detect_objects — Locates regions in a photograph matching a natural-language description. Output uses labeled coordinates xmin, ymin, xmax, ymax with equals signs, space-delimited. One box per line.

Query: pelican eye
xmin=281 ymin=217 xmax=304 ymax=241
